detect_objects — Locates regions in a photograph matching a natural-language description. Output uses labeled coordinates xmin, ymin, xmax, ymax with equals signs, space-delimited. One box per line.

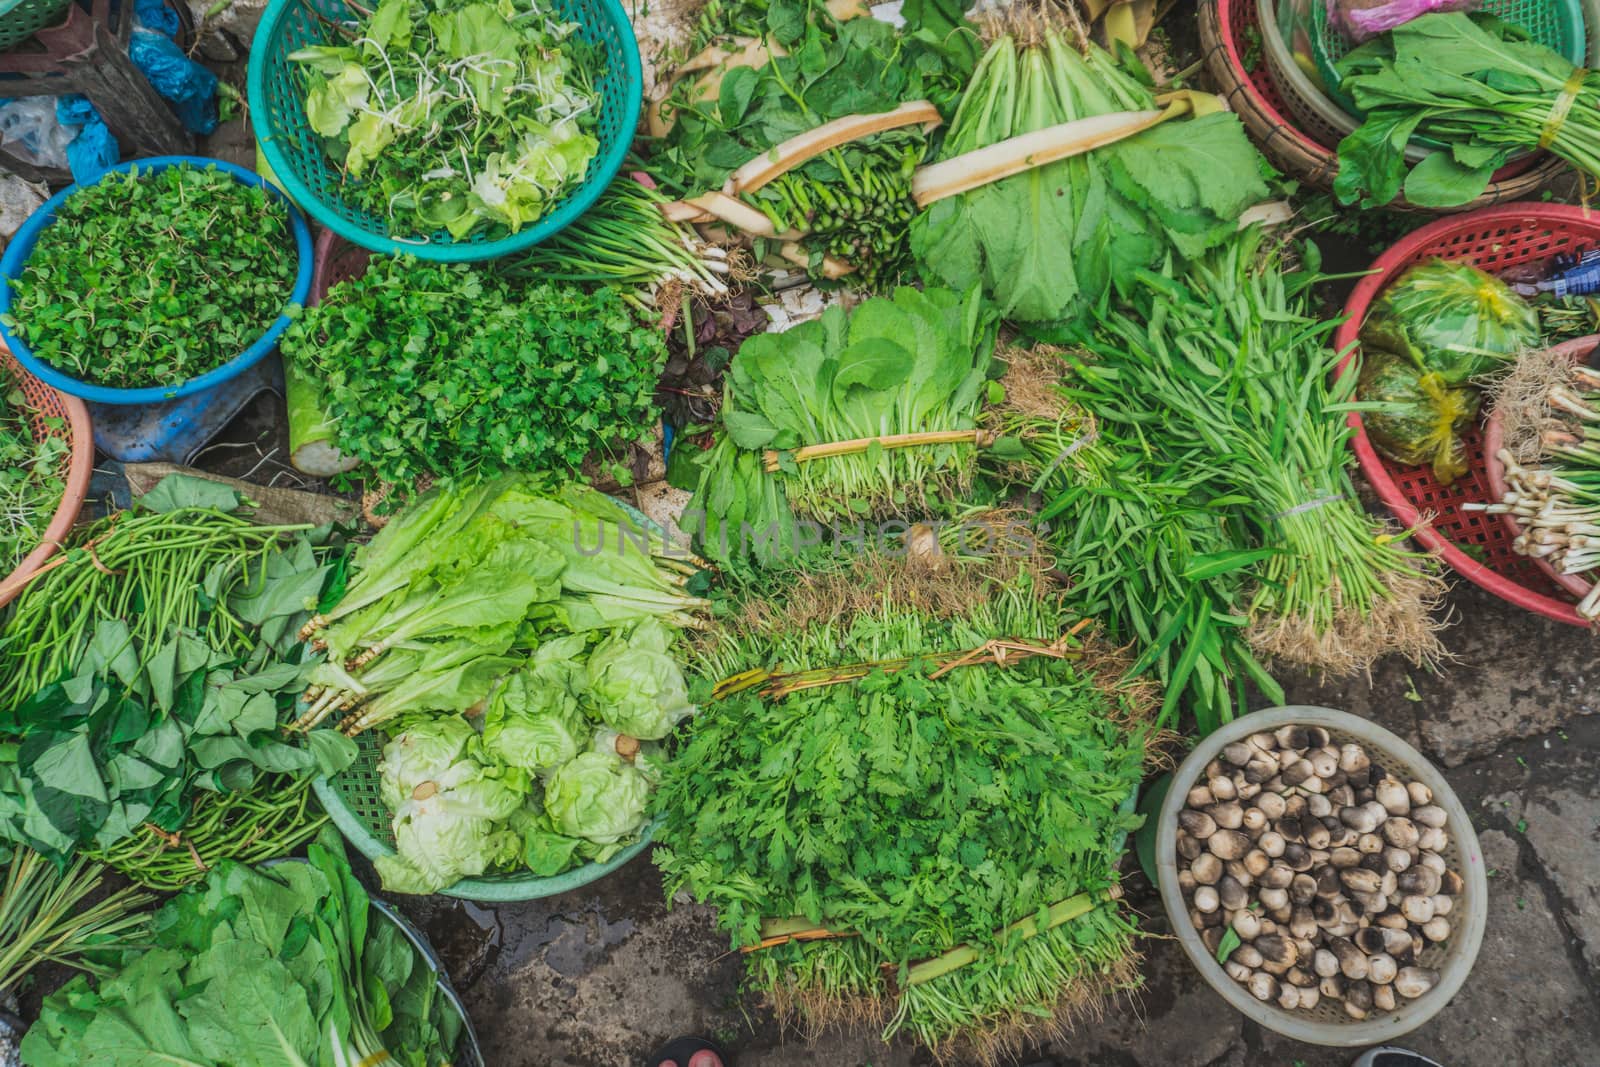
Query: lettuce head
xmin=586 ymin=620 xmax=694 ymax=741
xmin=543 ymin=750 xmax=649 ymax=847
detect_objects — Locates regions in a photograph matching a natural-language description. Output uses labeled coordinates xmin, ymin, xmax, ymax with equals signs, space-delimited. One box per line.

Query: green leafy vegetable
xmin=21 ymin=830 xmax=462 ymax=1067
xmin=683 ymin=285 xmax=998 ymax=565
xmin=911 ymin=26 xmax=1267 ymax=326
xmin=654 ymin=556 xmax=1149 ymax=1056
xmin=0 ymin=364 xmax=67 ymax=577
xmin=3 ymin=163 xmax=294 ymax=389
xmin=289 ymin=0 xmax=604 ymax=239
xmin=1333 ymin=13 xmax=1600 ymax=208
xmin=280 ymin=256 xmax=667 ymax=491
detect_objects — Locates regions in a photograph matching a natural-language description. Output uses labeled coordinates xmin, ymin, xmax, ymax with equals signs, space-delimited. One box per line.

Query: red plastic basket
xmin=1333 ymin=204 xmax=1600 ymax=627
xmin=1199 ymin=0 xmax=1557 ymax=200
xmin=0 ymin=343 xmax=94 ymax=608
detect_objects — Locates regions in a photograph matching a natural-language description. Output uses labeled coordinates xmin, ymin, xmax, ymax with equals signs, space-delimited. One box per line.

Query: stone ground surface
xmin=384 ymin=578 xmax=1600 ymax=1067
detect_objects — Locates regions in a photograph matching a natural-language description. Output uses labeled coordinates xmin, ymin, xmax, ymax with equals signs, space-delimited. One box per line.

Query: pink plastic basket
xmin=1333 ymin=205 xmax=1600 ymax=627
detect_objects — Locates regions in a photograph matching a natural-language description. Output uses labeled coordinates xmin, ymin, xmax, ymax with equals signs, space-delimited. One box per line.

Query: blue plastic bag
xmin=133 ymin=0 xmax=180 ymax=36
xmin=129 ymin=31 xmax=218 ymax=135
xmin=56 ymin=95 xmax=119 ymax=183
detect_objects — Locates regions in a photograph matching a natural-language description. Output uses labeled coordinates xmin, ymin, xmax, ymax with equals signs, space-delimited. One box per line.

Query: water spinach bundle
xmin=653 ymin=555 xmax=1151 ymax=1061
xmin=681 ymin=285 xmax=1000 ymax=566
xmin=1063 ymin=230 xmax=1447 ymax=674
xmin=991 ymin=349 xmax=1282 ymax=735
xmin=911 ymin=16 xmax=1267 ymax=326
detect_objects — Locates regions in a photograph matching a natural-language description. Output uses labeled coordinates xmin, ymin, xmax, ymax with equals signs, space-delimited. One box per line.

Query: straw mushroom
xmin=1249 ymin=972 xmax=1280 ymax=1003
xmin=1179 ymin=810 xmax=1218 ymax=840
xmin=1395 ymin=967 xmax=1438 ymax=1000
xmin=1407 ymin=781 xmax=1433 ymax=807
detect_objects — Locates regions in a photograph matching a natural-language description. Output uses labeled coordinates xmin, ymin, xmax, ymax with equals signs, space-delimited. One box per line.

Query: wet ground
xmin=380 ymin=577 xmax=1600 ymax=1067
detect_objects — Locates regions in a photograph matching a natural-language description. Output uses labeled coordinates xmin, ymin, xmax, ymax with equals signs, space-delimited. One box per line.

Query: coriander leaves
xmin=281 ymin=257 xmax=667 ymax=489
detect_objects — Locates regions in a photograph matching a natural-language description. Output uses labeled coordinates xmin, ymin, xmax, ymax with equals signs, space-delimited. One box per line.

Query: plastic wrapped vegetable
xmin=543 ymin=750 xmax=650 ymax=852
xmin=1330 ymin=0 xmax=1478 ymax=43
xmin=375 ymin=718 xmax=530 ymax=893
xmin=1357 ymin=351 xmax=1481 ymax=483
xmin=483 ymin=636 xmax=590 ymax=772
xmin=586 ymin=619 xmax=695 ymax=741
xmin=1361 ymin=259 xmax=1539 ymax=384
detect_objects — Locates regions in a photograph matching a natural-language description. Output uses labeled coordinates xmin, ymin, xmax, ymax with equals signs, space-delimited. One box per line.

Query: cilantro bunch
xmin=5 ymin=164 xmax=295 ymax=389
xmin=0 ymin=365 xmax=67 ymax=576
xmin=282 ymin=257 xmax=667 ymax=489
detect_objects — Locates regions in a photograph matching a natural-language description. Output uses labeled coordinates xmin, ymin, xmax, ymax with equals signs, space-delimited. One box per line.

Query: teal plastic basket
xmin=246 ymin=0 xmax=641 ymax=262
xmin=1313 ymin=0 xmax=1586 ymax=123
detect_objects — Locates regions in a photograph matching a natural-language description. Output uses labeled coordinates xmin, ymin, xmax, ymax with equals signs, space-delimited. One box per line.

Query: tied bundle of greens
xmin=1333 ymin=12 xmax=1600 ymax=208
xmin=280 ymin=256 xmax=667 ymax=491
xmin=992 ymin=348 xmax=1282 ymax=735
xmin=0 ymin=364 xmax=67 ymax=577
xmin=1062 ymin=229 xmax=1447 ymax=675
xmin=290 ymin=0 xmax=603 ymax=239
xmin=23 ymin=831 xmax=463 ymax=1067
xmin=3 ymin=163 xmax=294 ymax=389
xmin=910 ymin=15 xmax=1268 ymax=327
xmin=681 ymin=285 xmax=1000 ymax=567
xmin=0 ymin=477 xmax=357 ymax=870
xmin=649 ymin=0 xmax=976 ymax=287
xmin=654 ymin=555 xmax=1150 ymax=1061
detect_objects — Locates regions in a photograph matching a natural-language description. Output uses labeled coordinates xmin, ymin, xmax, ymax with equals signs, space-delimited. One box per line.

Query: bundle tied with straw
xmin=653 ymin=551 xmax=1159 ymax=1062
xmin=681 ymin=284 xmax=1005 ymax=568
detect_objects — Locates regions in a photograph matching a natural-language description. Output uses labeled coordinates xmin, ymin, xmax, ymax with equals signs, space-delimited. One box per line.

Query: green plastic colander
xmin=1311 ymin=0 xmax=1586 ymax=129
xmin=246 ymin=0 xmax=641 ymax=263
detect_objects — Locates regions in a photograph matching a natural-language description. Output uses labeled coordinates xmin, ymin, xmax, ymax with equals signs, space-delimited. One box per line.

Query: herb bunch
xmin=0 ymin=365 xmax=67 ymax=576
xmin=281 ymin=257 xmax=667 ymax=490
xmin=654 ymin=558 xmax=1149 ymax=1058
xmin=5 ymin=164 xmax=294 ymax=389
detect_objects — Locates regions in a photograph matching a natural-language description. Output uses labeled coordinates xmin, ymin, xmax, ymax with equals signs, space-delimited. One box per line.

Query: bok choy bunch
xmin=911 ymin=14 xmax=1267 ymax=326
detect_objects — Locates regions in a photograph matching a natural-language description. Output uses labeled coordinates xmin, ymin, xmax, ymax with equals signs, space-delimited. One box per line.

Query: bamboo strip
xmin=726 ymin=100 xmax=943 ymax=196
xmin=761 ymin=428 xmax=997 ymax=473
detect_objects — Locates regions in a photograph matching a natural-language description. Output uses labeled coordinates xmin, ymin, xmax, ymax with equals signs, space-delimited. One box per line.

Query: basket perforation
xmin=1334 ymin=205 xmax=1600 ymax=626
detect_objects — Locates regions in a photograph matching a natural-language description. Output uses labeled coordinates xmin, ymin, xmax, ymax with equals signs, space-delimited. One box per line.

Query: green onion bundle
xmin=654 ymin=555 xmax=1150 ymax=1061
xmin=1472 ymin=357 xmax=1600 ymax=617
xmin=501 ymin=177 xmax=737 ymax=306
xmin=1063 ymin=229 xmax=1446 ymax=675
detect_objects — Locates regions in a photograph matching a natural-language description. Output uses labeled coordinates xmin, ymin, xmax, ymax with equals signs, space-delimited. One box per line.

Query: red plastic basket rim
xmin=1332 ymin=202 xmax=1600 ymax=627
xmin=1212 ymin=0 xmax=1551 ymax=184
